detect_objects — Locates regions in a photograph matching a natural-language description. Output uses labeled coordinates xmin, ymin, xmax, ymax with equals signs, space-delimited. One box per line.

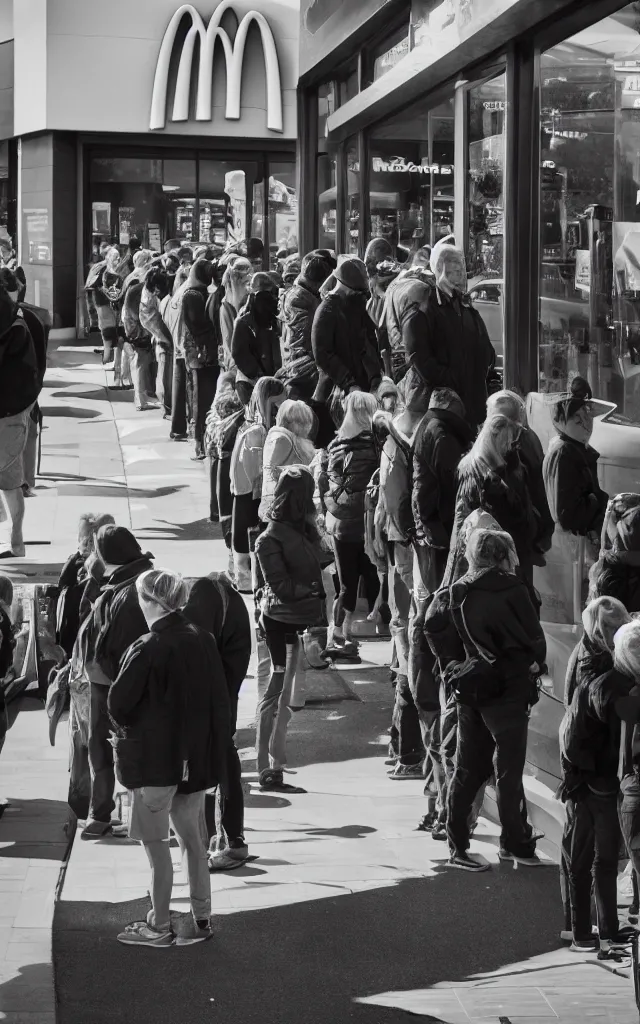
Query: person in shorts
xmin=0 ymin=280 xmax=40 ymax=557
xmin=108 ymin=569 xmax=230 ymax=948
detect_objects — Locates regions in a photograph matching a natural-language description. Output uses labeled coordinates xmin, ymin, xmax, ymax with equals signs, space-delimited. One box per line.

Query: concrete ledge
xmin=48 ymin=327 xmax=78 ymax=342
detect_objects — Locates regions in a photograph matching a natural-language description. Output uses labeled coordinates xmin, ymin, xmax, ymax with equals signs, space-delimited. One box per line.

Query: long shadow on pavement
xmin=52 ymin=865 xmax=563 ymax=1024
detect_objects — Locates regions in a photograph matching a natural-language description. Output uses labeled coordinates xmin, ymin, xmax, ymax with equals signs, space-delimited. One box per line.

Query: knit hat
xmin=364 ymin=237 xmax=394 ymax=273
xmin=95 ymin=525 xmax=147 ymax=566
xmin=429 ymin=387 xmax=465 ymax=417
xmin=250 ymin=271 xmax=280 ymax=294
xmin=334 ymin=255 xmax=369 ymax=293
xmin=301 ymin=249 xmax=337 ymax=285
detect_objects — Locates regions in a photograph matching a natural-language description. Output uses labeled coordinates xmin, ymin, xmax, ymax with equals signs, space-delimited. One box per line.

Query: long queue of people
xmin=11 ymin=231 xmax=640 ymax=956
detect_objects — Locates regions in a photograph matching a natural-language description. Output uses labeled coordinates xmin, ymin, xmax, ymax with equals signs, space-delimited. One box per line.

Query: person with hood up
xmin=140 ymin=266 xmax=174 ymax=418
xmin=81 ymin=525 xmax=154 ymax=838
xmin=280 ymin=249 xmax=337 ymax=400
xmin=183 ymin=572 xmax=251 ymax=870
xmin=364 ymin=238 xmax=394 ymax=342
xmin=589 ymin=498 xmax=640 ymax=612
xmin=311 ymin=255 xmax=382 ymax=430
xmin=182 ymin=259 xmax=219 ymax=461
xmin=231 ymin=273 xmax=282 ymax=406
xmin=254 ymin=468 xmax=324 ymax=792
xmin=450 ymin=413 xmax=539 ymax=601
xmin=109 ymin=569 xmax=230 ymax=948
xmin=558 ymin=616 xmax=640 ymax=957
xmin=403 ymin=236 xmax=499 ymax=429
xmin=121 ymin=250 xmax=159 ymax=411
xmin=259 ymin=399 xmax=316 ymax=521
xmin=321 ymin=391 xmax=381 ymax=655
xmin=431 ymin=529 xmax=546 ymax=872
xmin=96 ymin=247 xmax=132 ymax=388
xmin=382 ymin=264 xmax=433 ymax=383
xmin=218 ymin=256 xmax=252 ymax=371
xmin=374 ymin=366 xmax=429 ymax=780
xmin=229 ymin=377 xmax=285 ymax=591
xmin=543 ymin=376 xmax=609 ymax=543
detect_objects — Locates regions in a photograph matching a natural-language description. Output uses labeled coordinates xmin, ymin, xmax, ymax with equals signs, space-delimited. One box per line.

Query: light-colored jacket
xmin=259 ymin=427 xmax=316 ymax=521
xmin=230 ymin=423 xmax=268 ymax=499
xmin=140 ymin=287 xmax=172 ymax=347
xmin=162 ymin=282 xmax=188 ymax=357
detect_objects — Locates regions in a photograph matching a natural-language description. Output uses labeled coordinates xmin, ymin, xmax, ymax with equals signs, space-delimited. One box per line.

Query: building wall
xmin=20 ymin=134 xmax=54 ymax=315
xmin=299 ymin=0 xmax=394 ymax=79
xmin=13 ymin=0 xmax=47 ymax=137
xmin=0 ymin=39 xmax=13 ymax=139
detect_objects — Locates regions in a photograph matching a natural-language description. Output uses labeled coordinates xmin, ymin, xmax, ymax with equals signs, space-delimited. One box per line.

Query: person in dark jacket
xmin=109 ymin=569 xmax=230 ymax=948
xmin=82 ymin=525 xmax=154 ymax=838
xmin=311 ymin=255 xmax=382 ymax=413
xmin=559 ymin=622 xmax=640 ymax=954
xmin=589 ymin=502 xmax=640 ymax=612
xmin=427 ymin=529 xmax=546 ymax=872
xmin=564 ymin=596 xmax=630 ymax=708
xmin=231 ymin=273 xmax=281 ymax=406
xmin=451 ymin=413 xmax=540 ymax=602
xmin=0 ymin=281 xmax=40 ymax=557
xmin=403 ymin=238 xmax=499 ymax=430
xmin=255 ymin=468 xmax=324 ymax=792
xmin=321 ymin=391 xmax=381 ymax=653
xmin=56 ymin=513 xmax=116 ymax=656
xmin=281 ymin=249 xmax=337 ymax=400
xmin=182 ymin=258 xmax=219 ymax=460
xmin=183 ymin=573 xmax=252 ymax=870
xmin=0 ymin=572 xmax=15 ymax=812
xmin=543 ymin=377 xmax=608 ymax=542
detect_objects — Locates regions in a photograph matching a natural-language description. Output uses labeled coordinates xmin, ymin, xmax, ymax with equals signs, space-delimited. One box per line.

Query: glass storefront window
xmin=538 ymin=2 xmax=640 ymax=423
xmin=0 ymin=141 xmax=10 ymax=252
xmin=372 ymin=23 xmax=410 ymax=81
xmin=368 ymin=94 xmax=454 ymax=258
xmin=269 ymin=161 xmax=298 ymax=268
xmin=317 ymin=151 xmax=337 ymax=251
xmin=318 ymin=82 xmax=336 ymax=141
xmin=338 ymin=63 xmax=359 ymax=107
xmin=346 ymin=139 xmax=360 ymax=253
xmin=198 ymin=159 xmax=262 ymax=248
xmin=467 ymin=72 xmax=506 ymax=283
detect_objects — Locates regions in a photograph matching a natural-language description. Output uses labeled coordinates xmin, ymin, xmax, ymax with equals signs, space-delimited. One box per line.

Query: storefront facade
xmin=298 ymin=0 xmax=640 ymax=412
xmin=0 ymin=0 xmax=299 ymax=333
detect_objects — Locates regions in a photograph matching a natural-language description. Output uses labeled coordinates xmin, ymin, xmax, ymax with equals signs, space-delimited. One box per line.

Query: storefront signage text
xmin=150 ymin=2 xmax=283 ymax=132
xmin=371 ymin=157 xmax=453 ymax=175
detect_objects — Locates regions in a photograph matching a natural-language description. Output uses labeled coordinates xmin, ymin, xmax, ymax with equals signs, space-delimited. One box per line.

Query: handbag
xmin=445 ymin=586 xmax=505 ymax=708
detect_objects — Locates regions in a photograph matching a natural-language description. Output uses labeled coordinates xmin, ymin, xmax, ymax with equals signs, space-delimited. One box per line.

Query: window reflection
xmin=346 ymin=139 xmax=360 ymax=253
xmin=269 ymin=161 xmax=297 ymax=268
xmin=538 ymin=3 xmax=640 ymax=424
xmin=467 ymin=73 xmax=505 ymax=283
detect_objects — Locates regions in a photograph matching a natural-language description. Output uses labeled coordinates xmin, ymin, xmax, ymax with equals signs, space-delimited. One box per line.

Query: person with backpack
xmin=122 ymin=250 xmax=158 ymax=412
xmin=426 ymin=528 xmax=545 ymax=872
xmin=0 ymin=280 xmax=40 ymax=557
xmin=140 ymin=267 xmax=174 ymax=419
xmin=183 ymin=572 xmax=252 ymax=870
xmin=204 ymin=371 xmax=243 ymax=536
xmin=56 ymin=513 xmax=116 ymax=657
xmin=589 ymin=501 xmax=640 ymax=612
xmin=229 ymin=377 xmax=285 ymax=591
xmin=82 ymin=525 xmax=154 ymax=838
xmin=259 ymin=400 xmax=316 ymax=522
xmin=182 ymin=259 xmax=219 ymax=461
xmin=218 ymin=256 xmax=252 ymax=371
xmin=231 ymin=273 xmax=282 ymax=407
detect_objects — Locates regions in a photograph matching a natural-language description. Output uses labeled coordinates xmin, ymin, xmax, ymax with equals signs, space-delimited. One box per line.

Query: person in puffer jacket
xmin=255 ymin=468 xmax=324 ymax=792
xmin=280 ymin=249 xmax=337 ymax=399
xmin=259 ymin=400 xmax=316 ymax=521
xmin=321 ymin=391 xmax=380 ymax=653
xmin=229 ymin=377 xmax=284 ymax=591
xmin=231 ymin=273 xmax=282 ymax=406
xmin=382 ymin=266 xmax=433 ymax=382
xmin=589 ymin=501 xmax=640 ymax=612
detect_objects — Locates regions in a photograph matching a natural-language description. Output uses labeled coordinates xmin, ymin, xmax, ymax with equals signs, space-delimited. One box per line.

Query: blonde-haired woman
xmin=321 ymin=391 xmax=380 ymax=652
xmin=259 ymin=399 xmax=316 ymax=521
xmin=450 ymin=413 xmax=539 ymax=600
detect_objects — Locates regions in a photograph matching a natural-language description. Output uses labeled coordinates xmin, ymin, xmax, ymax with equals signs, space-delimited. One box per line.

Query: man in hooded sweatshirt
xmin=82 ymin=525 xmax=154 ymax=838
xmin=281 ymin=249 xmax=337 ymax=399
xmin=182 ymin=258 xmax=219 ymax=461
xmin=589 ymin=503 xmax=640 ymax=612
xmin=231 ymin=273 xmax=282 ymax=407
xmin=403 ymin=236 xmax=499 ymax=429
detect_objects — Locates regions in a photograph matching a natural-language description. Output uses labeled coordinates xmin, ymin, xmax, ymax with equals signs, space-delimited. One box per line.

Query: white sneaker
xmin=498 ymin=849 xmax=544 ymax=867
xmin=208 ymin=845 xmax=249 ymax=872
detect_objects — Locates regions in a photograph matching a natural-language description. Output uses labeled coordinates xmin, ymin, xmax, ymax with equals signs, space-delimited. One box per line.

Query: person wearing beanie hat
xmin=399 ymin=234 xmax=499 ymax=427
xmin=81 ymin=526 xmax=154 ymax=839
xmin=311 ymin=255 xmax=382 ymax=441
xmin=231 ymin=273 xmax=281 ymax=406
xmin=280 ymin=250 xmax=335 ymax=400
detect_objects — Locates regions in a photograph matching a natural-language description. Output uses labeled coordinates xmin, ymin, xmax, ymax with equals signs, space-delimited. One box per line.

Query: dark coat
xmin=426 ymin=569 xmax=546 ymax=704
xmin=564 ymin=633 xmax=613 ymax=708
xmin=0 ymin=296 xmax=39 ymax=417
xmin=56 ymin=552 xmax=86 ymax=656
xmin=231 ymin=307 xmax=281 ymax=382
xmin=255 ymin=521 xmax=324 ymax=626
xmin=311 ymin=292 xmax=382 ymax=400
xmin=183 ymin=574 xmax=251 ymax=723
xmin=84 ymin=556 xmax=153 ymax=685
xmin=589 ymin=552 xmax=640 ymax=613
xmin=453 ymin=456 xmax=538 ymax=568
xmin=182 ymin=284 xmax=218 ymax=368
xmin=122 ymin=280 xmax=151 ymax=346
xmin=519 ymin=427 xmax=554 ymax=555
xmin=543 ymin=433 xmax=608 ymax=537
xmin=323 ymin=431 xmax=380 ymax=543
xmin=412 ymin=408 xmax=473 ymax=549
xmin=21 ymin=305 xmax=48 ymax=386
xmin=403 ymin=288 xmax=498 ymax=429
xmin=281 ymin=276 xmax=320 ymax=376
xmin=108 ymin=612 xmax=231 ymax=794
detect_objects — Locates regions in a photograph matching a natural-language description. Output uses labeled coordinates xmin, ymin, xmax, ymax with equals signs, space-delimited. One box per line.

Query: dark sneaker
xmin=387 ymin=763 xmax=423 ymax=780
xmin=208 ymin=846 xmax=249 ymax=871
xmin=117 ymin=921 xmax=174 ymax=947
xmin=498 ymin=848 xmax=543 ymax=866
xmin=449 ymin=853 xmax=490 ymax=873
xmin=176 ymin=920 xmax=212 ymax=946
xmin=416 ymin=812 xmax=437 ymax=832
xmin=81 ymin=818 xmax=112 ymax=839
xmin=571 ymin=938 xmax=598 ymax=952
xmin=259 ymin=769 xmax=307 ymax=794
xmin=431 ymin=821 xmax=448 ymax=841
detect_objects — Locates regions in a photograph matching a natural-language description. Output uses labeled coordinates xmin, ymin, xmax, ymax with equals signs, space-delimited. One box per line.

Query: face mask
xmin=254 ymin=292 xmax=278 ymax=320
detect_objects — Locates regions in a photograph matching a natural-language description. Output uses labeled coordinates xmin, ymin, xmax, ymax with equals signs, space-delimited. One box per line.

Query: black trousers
xmin=171 ymin=356 xmax=188 ymax=436
xmin=193 ymin=365 xmax=219 ymax=447
xmin=205 ymin=744 xmax=245 ymax=847
xmin=232 ymin=493 xmax=260 ymax=553
xmin=332 ymin=538 xmax=380 ymax=623
xmin=447 ymin=700 xmax=533 ymax=859
xmin=209 ymin=455 xmax=219 ymax=520
xmin=562 ymin=791 xmax=620 ymax=941
xmin=88 ymin=683 xmax=115 ymax=823
xmin=392 ymin=675 xmax=424 ymax=766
